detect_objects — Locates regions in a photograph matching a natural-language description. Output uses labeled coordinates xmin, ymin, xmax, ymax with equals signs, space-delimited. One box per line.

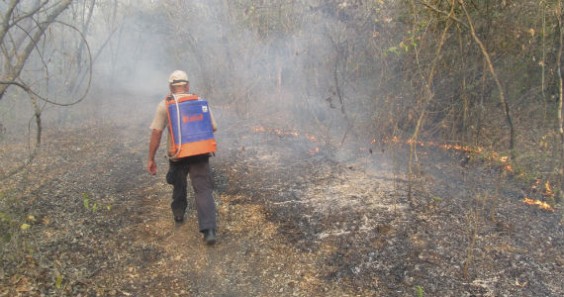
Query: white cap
xmin=168 ymin=70 xmax=188 ymax=86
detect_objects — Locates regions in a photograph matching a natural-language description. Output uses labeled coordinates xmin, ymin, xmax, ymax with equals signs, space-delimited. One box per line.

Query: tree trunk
xmin=556 ymin=2 xmax=564 ymax=187
xmin=0 ymin=0 xmax=73 ymax=101
xmin=460 ymin=0 xmax=515 ymax=158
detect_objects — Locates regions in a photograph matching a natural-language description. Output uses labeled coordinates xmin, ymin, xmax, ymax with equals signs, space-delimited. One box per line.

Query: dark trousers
xmin=167 ymin=155 xmax=216 ymax=232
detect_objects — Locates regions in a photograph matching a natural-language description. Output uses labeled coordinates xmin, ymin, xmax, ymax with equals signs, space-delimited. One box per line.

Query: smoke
xmin=137 ymin=0 xmax=382 ymax=157
xmin=2 ymin=0 xmax=392 ymax=173
xmin=97 ymin=0 xmax=386 ymax=167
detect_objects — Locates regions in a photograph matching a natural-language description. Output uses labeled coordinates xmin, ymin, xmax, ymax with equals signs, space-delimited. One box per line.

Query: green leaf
xmin=20 ymin=223 xmax=31 ymax=230
xmin=82 ymin=193 xmax=90 ymax=210
xmin=55 ymin=274 xmax=63 ymax=289
xmin=415 ymin=285 xmax=424 ymax=297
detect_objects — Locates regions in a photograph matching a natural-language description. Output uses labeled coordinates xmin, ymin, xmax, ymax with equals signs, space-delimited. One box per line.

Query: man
xmin=147 ymin=70 xmax=218 ymax=245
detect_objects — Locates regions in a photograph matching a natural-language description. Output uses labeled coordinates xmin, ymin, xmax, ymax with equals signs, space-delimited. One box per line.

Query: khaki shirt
xmin=150 ymin=94 xmax=217 ymax=158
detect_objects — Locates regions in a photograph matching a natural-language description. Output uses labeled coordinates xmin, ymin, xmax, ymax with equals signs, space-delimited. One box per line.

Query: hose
xmin=171 ymin=93 xmax=182 ymax=158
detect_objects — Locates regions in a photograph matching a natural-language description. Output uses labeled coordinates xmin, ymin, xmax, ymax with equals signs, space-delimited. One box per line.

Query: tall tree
xmin=0 ymin=0 xmax=87 ymax=180
xmin=0 ymin=0 xmax=73 ymax=100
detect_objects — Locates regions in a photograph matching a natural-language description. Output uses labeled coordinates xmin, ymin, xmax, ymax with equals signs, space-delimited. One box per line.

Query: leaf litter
xmin=0 ymin=98 xmax=562 ymax=297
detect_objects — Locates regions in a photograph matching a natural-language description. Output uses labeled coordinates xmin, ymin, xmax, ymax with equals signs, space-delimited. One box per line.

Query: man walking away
xmin=147 ymin=70 xmax=218 ymax=245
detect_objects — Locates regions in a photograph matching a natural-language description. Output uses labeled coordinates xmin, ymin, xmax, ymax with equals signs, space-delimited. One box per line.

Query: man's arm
xmin=147 ymin=129 xmax=163 ymax=175
xmin=210 ymin=108 xmax=218 ymax=132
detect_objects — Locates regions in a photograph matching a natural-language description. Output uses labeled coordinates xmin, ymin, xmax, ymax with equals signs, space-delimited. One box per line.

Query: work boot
xmin=203 ymin=229 xmax=216 ymax=245
xmin=172 ymin=208 xmax=185 ymax=224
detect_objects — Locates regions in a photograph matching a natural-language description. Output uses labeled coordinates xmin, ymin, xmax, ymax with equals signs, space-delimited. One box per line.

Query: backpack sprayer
xmin=166 ymin=94 xmax=216 ymax=158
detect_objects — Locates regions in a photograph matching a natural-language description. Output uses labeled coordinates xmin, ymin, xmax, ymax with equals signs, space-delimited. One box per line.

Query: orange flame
xmin=523 ymin=197 xmax=555 ymax=212
xmin=252 ymin=125 xmax=321 ymax=155
xmin=305 ymin=134 xmax=317 ymax=142
xmin=381 ymin=137 xmax=482 ymax=154
xmin=309 ymin=147 xmax=320 ymax=155
xmin=543 ymin=181 xmax=554 ymax=198
xmin=252 ymin=126 xmax=300 ymax=138
xmin=253 ymin=126 xmax=266 ymax=133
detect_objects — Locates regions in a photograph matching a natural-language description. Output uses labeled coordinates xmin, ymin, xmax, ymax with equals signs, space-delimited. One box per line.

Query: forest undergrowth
xmin=0 ymin=98 xmax=563 ymax=297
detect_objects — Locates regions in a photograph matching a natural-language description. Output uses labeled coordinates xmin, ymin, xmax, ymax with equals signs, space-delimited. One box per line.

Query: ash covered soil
xmin=1 ymin=96 xmax=563 ymax=297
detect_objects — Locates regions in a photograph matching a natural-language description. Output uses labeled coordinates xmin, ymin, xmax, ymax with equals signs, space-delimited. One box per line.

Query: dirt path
xmin=0 ymin=99 xmax=362 ymax=296
xmin=1 ymin=96 xmax=563 ymax=297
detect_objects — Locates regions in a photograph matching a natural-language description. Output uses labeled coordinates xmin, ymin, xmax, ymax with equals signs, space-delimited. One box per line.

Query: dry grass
xmin=0 ymin=97 xmax=563 ymax=296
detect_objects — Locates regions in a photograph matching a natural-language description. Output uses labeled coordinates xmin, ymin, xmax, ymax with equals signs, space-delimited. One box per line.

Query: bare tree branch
xmin=0 ymin=19 xmax=92 ymax=107
xmin=0 ymin=90 xmax=42 ymax=181
xmin=0 ymin=0 xmax=73 ymax=101
xmin=0 ymin=0 xmax=19 ymax=45
xmin=459 ymin=0 xmax=515 ymax=158
xmin=8 ymin=1 xmax=48 ymax=31
xmin=418 ymin=0 xmax=468 ymax=29
xmin=556 ymin=1 xmax=564 ymax=185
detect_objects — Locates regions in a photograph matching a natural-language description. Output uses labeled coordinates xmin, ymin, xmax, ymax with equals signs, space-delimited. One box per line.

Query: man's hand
xmin=147 ymin=159 xmax=157 ymax=175
xmin=147 ymin=129 xmax=163 ymax=175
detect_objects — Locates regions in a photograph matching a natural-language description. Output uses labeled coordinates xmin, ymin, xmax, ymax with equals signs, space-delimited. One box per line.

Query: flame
xmin=523 ymin=197 xmax=555 ymax=212
xmin=381 ymin=136 xmax=482 ymax=154
xmin=309 ymin=147 xmax=320 ymax=155
xmin=253 ymin=126 xmax=266 ymax=133
xmin=252 ymin=125 xmax=321 ymax=155
xmin=439 ymin=143 xmax=482 ymax=153
xmin=380 ymin=137 xmax=524 ymax=174
xmin=305 ymin=134 xmax=317 ymax=142
xmin=252 ymin=126 xmax=300 ymax=138
xmin=543 ymin=181 xmax=554 ymax=198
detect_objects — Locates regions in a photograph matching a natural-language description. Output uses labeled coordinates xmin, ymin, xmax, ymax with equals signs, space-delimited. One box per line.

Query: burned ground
xmin=0 ymin=96 xmax=563 ymax=297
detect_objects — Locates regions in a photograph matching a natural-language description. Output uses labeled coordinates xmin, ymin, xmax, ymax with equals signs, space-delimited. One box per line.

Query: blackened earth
xmin=0 ymin=97 xmax=562 ymax=297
